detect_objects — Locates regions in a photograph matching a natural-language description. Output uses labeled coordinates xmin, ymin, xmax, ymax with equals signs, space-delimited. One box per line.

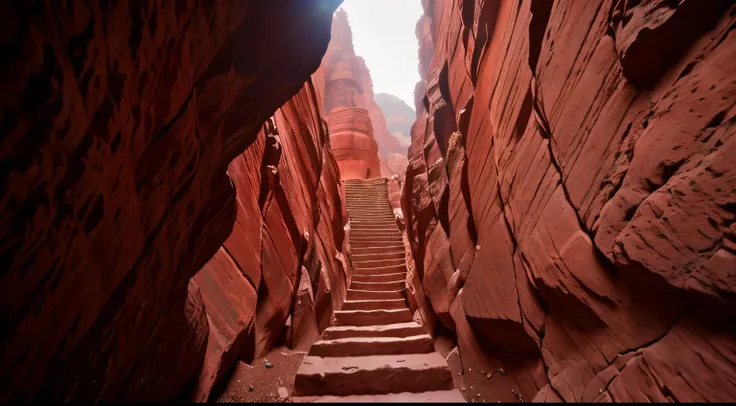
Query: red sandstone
xmin=402 ymin=0 xmax=736 ymax=402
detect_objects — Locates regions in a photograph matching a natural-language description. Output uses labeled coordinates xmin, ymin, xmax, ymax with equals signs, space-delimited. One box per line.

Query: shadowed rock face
xmin=402 ymin=0 xmax=736 ymax=403
xmin=0 ymin=0 xmax=340 ymax=401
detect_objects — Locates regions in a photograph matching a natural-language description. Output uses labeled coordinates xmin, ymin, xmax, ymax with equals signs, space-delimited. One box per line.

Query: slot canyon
xmin=1 ymin=0 xmax=735 ymax=402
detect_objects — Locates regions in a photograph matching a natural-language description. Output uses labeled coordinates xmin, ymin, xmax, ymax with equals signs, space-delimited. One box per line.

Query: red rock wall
xmin=192 ymin=79 xmax=349 ymax=401
xmin=403 ymin=0 xmax=736 ymax=402
xmin=0 ymin=1 xmax=340 ymax=401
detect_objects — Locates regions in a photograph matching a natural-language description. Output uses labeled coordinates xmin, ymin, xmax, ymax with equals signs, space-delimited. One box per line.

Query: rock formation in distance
xmin=375 ymin=93 xmax=416 ymax=147
xmin=316 ymin=9 xmax=408 ymax=180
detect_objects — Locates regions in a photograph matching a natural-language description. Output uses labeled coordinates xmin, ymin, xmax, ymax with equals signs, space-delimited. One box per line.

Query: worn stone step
xmin=350 ymin=218 xmax=397 ymax=223
xmin=346 ymin=194 xmax=388 ymax=198
xmin=346 ymin=288 xmax=404 ymax=301
xmin=340 ymin=299 xmax=407 ymax=311
xmin=346 ymin=208 xmax=393 ymax=214
xmin=347 ymin=209 xmax=392 ymax=213
xmin=350 ymin=280 xmax=405 ymax=292
xmin=350 ymin=251 xmax=404 ymax=262
xmin=350 ymin=245 xmax=405 ymax=255
xmin=347 ymin=214 xmax=396 ymax=220
xmin=346 ymin=193 xmax=388 ymax=197
xmin=346 ymin=202 xmax=389 ymax=206
xmin=351 ymin=258 xmax=405 ymax=269
xmin=307 ymin=334 xmax=433 ymax=358
xmin=350 ymin=237 xmax=402 ymax=245
xmin=352 ymin=272 xmax=406 ymax=283
xmin=349 ymin=232 xmax=402 ymax=239
xmin=334 ymin=308 xmax=412 ymax=326
xmin=350 ymin=223 xmax=399 ymax=230
xmin=322 ymin=321 xmax=425 ymax=340
xmin=291 ymin=389 xmax=466 ymax=403
xmin=349 ymin=246 xmax=405 ymax=255
xmin=351 ymin=264 xmax=407 ymax=275
xmin=350 ymin=229 xmax=400 ymax=235
xmin=349 ymin=217 xmax=395 ymax=223
xmin=292 ymin=352 xmax=455 ymax=396
xmin=349 ymin=236 xmax=404 ymax=245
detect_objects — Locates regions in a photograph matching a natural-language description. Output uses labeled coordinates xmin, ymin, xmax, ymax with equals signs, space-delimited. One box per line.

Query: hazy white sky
xmin=339 ymin=0 xmax=423 ymax=108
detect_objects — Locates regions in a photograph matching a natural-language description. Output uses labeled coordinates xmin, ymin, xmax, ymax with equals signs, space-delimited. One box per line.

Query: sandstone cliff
xmin=317 ymin=9 xmax=406 ymax=178
xmin=402 ymin=0 xmax=736 ymax=402
xmin=191 ymin=79 xmax=349 ymax=401
xmin=0 ymin=1 xmax=341 ymax=401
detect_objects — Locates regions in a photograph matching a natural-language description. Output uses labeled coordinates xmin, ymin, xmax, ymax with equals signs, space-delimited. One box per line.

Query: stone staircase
xmin=291 ymin=178 xmax=464 ymax=402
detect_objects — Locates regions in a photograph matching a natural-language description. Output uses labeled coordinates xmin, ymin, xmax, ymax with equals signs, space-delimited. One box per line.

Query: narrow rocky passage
xmin=291 ymin=178 xmax=464 ymax=402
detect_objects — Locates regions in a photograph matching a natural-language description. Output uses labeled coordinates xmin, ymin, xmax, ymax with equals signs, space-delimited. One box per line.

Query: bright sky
xmin=339 ymin=0 xmax=423 ymax=108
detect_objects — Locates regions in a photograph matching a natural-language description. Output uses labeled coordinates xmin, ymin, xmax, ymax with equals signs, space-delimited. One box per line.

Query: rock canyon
xmin=0 ymin=0 xmax=735 ymax=403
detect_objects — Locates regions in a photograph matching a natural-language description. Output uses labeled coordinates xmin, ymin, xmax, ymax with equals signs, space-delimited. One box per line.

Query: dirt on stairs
xmin=291 ymin=178 xmax=464 ymax=402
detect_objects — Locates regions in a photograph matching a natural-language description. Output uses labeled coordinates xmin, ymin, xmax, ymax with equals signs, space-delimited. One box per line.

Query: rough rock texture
xmin=315 ymin=9 xmax=402 ymax=180
xmin=192 ymin=78 xmax=350 ymax=400
xmin=375 ymin=93 xmax=417 ymax=148
xmin=0 ymin=1 xmax=340 ymax=401
xmin=402 ymin=0 xmax=736 ymax=402
xmin=386 ymin=154 xmax=410 ymax=177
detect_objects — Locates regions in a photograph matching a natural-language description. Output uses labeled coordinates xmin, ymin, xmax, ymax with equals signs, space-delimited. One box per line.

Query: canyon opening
xmin=1 ymin=0 xmax=735 ymax=403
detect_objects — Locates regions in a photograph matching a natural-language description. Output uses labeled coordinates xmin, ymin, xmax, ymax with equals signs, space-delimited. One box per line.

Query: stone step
xmin=349 ymin=247 xmax=405 ymax=256
xmin=291 ymin=389 xmax=466 ymax=403
xmin=344 ymin=185 xmax=387 ymax=189
xmin=346 ymin=206 xmax=393 ymax=212
xmin=346 ymin=209 xmax=394 ymax=215
xmin=350 ymin=280 xmax=405 ymax=292
xmin=349 ymin=217 xmax=396 ymax=223
xmin=292 ymin=352 xmax=455 ymax=396
xmin=352 ymin=272 xmax=406 ymax=283
xmin=349 ymin=236 xmax=404 ymax=245
xmin=346 ymin=288 xmax=404 ymax=301
xmin=350 ymin=223 xmax=400 ymax=230
xmin=345 ymin=198 xmax=391 ymax=206
xmin=348 ymin=214 xmax=396 ymax=220
xmin=346 ymin=201 xmax=391 ymax=205
xmin=350 ymin=251 xmax=405 ymax=261
xmin=322 ymin=321 xmax=426 ymax=340
xmin=307 ymin=334 xmax=433 ymax=358
xmin=350 ymin=245 xmax=405 ymax=255
xmin=346 ymin=201 xmax=389 ymax=205
xmin=334 ymin=308 xmax=412 ymax=326
xmin=351 ymin=257 xmax=405 ymax=268
xmin=349 ymin=218 xmax=395 ymax=224
xmin=350 ymin=229 xmax=400 ymax=236
xmin=340 ymin=299 xmax=407 ymax=311
xmin=350 ymin=233 xmax=403 ymax=241
xmin=351 ymin=264 xmax=407 ymax=275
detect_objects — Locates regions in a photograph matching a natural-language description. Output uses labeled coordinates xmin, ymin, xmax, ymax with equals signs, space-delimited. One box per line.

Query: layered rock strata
xmin=191 ymin=78 xmax=349 ymax=400
xmin=0 ymin=1 xmax=340 ymax=401
xmin=316 ymin=9 xmax=405 ymax=180
xmin=402 ymin=0 xmax=736 ymax=402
